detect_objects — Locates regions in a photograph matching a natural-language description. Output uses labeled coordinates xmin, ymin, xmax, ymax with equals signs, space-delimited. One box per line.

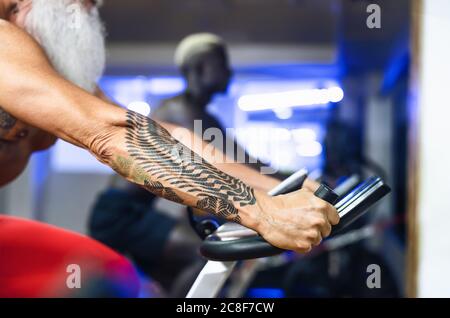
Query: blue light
xmin=247 ymin=288 xmax=285 ymax=298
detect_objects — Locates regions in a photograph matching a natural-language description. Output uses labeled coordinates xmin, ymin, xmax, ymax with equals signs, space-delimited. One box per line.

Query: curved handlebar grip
xmin=199 ymin=183 xmax=338 ymax=262
xmin=199 ymin=237 xmax=284 ymax=262
xmin=200 ymin=177 xmax=390 ymax=262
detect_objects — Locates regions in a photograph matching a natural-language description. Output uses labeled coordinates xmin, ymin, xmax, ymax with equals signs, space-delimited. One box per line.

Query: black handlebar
xmin=314 ymin=184 xmax=339 ymax=205
xmin=200 ymin=176 xmax=391 ymax=261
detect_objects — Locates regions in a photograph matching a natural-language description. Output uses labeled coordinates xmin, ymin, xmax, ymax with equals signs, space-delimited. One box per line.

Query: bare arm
xmin=95 ymin=88 xmax=280 ymax=193
xmin=0 ymin=21 xmax=265 ymax=226
xmin=0 ymin=22 xmax=338 ymax=252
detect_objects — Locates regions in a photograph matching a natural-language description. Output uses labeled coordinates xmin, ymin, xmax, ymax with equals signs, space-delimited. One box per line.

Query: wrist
xmin=260 ymin=176 xmax=281 ymax=193
xmin=236 ymin=189 xmax=268 ymax=233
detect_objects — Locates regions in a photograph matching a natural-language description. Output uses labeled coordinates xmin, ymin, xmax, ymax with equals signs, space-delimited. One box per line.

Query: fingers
xmin=262 ymin=188 xmax=341 ymax=254
xmin=297 ymin=245 xmax=312 ymax=254
xmin=296 ymin=229 xmax=322 ymax=254
xmin=302 ymin=178 xmax=321 ymax=192
xmin=311 ymin=230 xmax=323 ymax=246
xmin=308 ymin=197 xmax=337 ymax=242
xmin=310 ymin=216 xmax=327 ymax=244
xmin=326 ymin=205 xmax=340 ymax=226
xmin=310 ymin=195 xmax=340 ymax=227
xmin=319 ymin=218 xmax=332 ymax=238
xmin=295 ymin=185 xmax=340 ymax=227
xmin=301 ymin=180 xmax=340 ymax=227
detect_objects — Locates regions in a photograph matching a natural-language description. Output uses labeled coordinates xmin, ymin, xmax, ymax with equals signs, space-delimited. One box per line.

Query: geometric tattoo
xmin=122 ymin=110 xmax=256 ymax=223
xmin=143 ymin=180 xmax=184 ymax=204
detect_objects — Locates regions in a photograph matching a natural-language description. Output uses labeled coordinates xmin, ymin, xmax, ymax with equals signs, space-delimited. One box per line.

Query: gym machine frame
xmin=186 ymin=170 xmax=390 ymax=298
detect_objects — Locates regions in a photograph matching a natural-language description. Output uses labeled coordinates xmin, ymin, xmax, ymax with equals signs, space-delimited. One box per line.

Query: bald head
xmin=175 ymin=33 xmax=232 ymax=99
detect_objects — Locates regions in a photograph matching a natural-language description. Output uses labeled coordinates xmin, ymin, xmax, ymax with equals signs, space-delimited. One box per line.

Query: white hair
xmin=174 ymin=33 xmax=225 ymax=68
xmin=24 ymin=0 xmax=106 ymax=93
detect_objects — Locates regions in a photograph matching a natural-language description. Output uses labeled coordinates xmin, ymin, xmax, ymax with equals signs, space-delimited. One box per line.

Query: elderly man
xmin=0 ymin=0 xmax=338 ymax=297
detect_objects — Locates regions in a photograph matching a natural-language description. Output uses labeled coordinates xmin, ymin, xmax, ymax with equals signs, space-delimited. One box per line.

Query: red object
xmin=0 ymin=216 xmax=140 ymax=298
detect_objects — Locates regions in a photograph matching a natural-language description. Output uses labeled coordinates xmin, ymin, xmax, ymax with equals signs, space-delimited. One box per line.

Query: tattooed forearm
xmin=0 ymin=107 xmax=17 ymax=130
xmin=116 ymin=110 xmax=256 ymax=222
xmin=143 ymin=180 xmax=184 ymax=204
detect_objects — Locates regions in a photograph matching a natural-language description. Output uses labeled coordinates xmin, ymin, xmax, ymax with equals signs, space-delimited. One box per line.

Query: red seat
xmin=0 ymin=216 xmax=140 ymax=298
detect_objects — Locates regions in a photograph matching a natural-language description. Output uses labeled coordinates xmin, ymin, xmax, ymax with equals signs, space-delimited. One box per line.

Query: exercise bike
xmin=186 ymin=170 xmax=391 ymax=298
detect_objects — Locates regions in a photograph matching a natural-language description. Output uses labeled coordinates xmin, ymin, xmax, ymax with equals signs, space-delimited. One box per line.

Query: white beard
xmin=24 ymin=0 xmax=106 ymax=93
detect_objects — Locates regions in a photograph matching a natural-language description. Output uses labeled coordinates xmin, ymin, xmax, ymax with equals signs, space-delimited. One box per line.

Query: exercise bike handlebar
xmin=200 ymin=175 xmax=391 ymax=261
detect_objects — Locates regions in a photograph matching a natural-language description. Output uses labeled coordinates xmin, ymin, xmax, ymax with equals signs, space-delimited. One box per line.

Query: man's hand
xmin=253 ymin=189 xmax=340 ymax=253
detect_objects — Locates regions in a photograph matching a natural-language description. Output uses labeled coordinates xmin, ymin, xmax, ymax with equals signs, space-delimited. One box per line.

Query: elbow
xmin=85 ymin=108 xmax=130 ymax=166
xmin=89 ymin=127 xmax=137 ymax=183
xmin=89 ymin=131 xmax=119 ymax=166
xmin=87 ymin=123 xmax=126 ymax=167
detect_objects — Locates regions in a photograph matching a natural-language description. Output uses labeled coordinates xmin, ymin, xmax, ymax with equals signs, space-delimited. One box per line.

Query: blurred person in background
xmin=155 ymin=33 xmax=276 ymax=171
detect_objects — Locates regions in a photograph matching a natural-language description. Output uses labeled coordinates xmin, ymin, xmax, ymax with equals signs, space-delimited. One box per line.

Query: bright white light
xmin=238 ymin=86 xmax=344 ymax=112
xmin=291 ymin=128 xmax=317 ymax=143
xmin=296 ymin=141 xmax=323 ymax=157
xmin=147 ymin=77 xmax=185 ymax=95
xmin=127 ymin=101 xmax=151 ymax=116
xmin=328 ymin=86 xmax=344 ymax=103
xmin=271 ymin=128 xmax=292 ymax=140
xmin=274 ymin=107 xmax=293 ymax=120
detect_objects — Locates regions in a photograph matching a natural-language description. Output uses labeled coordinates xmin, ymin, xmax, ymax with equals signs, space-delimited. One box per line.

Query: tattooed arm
xmin=0 ymin=21 xmax=339 ymax=252
xmin=97 ymin=110 xmax=338 ymax=251
xmin=108 ymin=110 xmax=256 ymax=224
xmin=95 ymin=87 xmax=280 ymax=194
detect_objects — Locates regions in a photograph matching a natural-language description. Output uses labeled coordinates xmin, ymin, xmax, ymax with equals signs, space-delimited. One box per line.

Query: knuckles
xmin=312 ymin=216 xmax=327 ymax=228
xmin=306 ymin=229 xmax=322 ymax=245
xmin=313 ymin=200 xmax=330 ymax=213
xmin=295 ymin=241 xmax=312 ymax=253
